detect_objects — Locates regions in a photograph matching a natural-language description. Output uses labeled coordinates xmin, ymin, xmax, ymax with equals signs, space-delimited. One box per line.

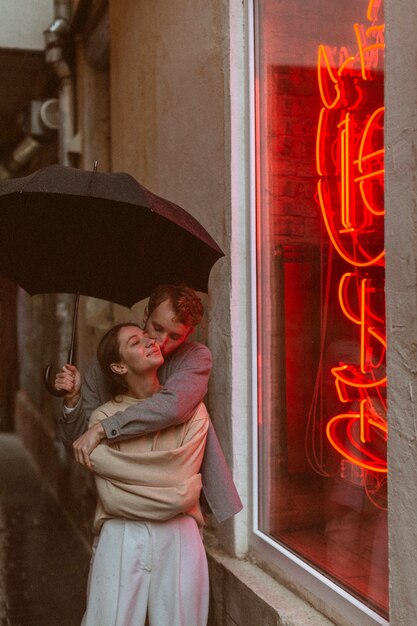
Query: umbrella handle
xmin=44 ymin=342 xmax=75 ymax=397
xmin=44 ymin=364 xmax=67 ymax=397
xmin=43 ymin=292 xmax=79 ymax=397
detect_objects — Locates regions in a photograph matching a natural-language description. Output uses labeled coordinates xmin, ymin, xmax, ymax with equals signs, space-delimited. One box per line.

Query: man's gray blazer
xmin=58 ymin=341 xmax=242 ymax=523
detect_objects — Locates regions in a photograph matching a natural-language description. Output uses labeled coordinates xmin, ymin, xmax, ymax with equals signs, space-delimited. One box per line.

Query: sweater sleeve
xmin=94 ymin=474 xmax=203 ymax=522
xmin=90 ymin=404 xmax=209 ymax=523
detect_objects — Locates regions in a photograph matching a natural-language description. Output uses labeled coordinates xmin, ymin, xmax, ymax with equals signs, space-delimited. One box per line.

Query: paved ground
xmin=0 ymin=433 xmax=90 ymax=626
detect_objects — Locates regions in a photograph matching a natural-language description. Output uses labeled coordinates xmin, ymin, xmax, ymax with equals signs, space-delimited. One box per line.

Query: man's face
xmin=115 ymin=325 xmax=163 ymax=375
xmin=144 ymin=299 xmax=192 ymax=356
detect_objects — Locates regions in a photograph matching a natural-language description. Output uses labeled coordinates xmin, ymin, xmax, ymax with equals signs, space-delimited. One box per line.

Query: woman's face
xmin=115 ymin=325 xmax=164 ymax=375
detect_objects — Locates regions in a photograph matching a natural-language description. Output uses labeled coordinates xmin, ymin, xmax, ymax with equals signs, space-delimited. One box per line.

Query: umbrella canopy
xmin=0 ymin=164 xmax=224 ymax=307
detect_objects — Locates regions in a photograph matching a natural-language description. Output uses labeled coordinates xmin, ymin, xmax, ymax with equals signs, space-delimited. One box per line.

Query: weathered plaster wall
xmin=109 ymin=0 xmax=243 ymax=555
xmin=109 ymin=0 xmax=227 ymax=245
xmin=385 ymin=0 xmax=417 ymax=624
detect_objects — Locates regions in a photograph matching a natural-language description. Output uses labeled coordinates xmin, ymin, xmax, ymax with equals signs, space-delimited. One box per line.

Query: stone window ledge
xmin=206 ymin=544 xmax=336 ymax=626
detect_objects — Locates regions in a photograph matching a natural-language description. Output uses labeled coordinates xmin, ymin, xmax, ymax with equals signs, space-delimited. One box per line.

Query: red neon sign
xmin=316 ymin=0 xmax=386 ymax=482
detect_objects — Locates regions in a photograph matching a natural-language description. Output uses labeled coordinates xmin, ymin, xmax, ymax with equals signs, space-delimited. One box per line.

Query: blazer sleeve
xmin=100 ymin=342 xmax=212 ymax=441
xmin=90 ymin=404 xmax=208 ymax=521
xmin=56 ymin=342 xmax=212 ymax=444
xmin=89 ymin=405 xmax=209 ymax=485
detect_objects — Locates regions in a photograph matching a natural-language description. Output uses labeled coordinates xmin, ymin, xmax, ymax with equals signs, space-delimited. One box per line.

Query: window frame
xmin=246 ymin=2 xmax=388 ymax=624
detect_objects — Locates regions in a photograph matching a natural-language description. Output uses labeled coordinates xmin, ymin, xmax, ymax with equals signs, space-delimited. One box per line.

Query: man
xmin=56 ymin=284 xmax=242 ymax=523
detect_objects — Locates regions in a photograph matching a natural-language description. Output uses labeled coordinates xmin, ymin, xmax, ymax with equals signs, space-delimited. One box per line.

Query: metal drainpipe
xmin=0 ymin=0 xmax=75 ymax=179
xmin=44 ymin=0 xmax=75 ymax=166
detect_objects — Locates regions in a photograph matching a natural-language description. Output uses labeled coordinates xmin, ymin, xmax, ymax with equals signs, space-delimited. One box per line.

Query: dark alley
xmin=0 ymin=433 xmax=89 ymax=626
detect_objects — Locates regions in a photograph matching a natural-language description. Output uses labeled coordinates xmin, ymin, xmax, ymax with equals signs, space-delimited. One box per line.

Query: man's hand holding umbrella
xmin=55 ymin=364 xmax=82 ymax=407
xmin=55 ymin=364 xmax=106 ymax=470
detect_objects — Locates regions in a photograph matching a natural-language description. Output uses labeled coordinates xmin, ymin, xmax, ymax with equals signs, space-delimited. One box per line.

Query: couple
xmin=56 ymin=284 xmax=242 ymax=626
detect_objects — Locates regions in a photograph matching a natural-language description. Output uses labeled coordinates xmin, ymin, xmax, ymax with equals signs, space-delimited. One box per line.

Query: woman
xmin=81 ymin=323 xmax=209 ymax=626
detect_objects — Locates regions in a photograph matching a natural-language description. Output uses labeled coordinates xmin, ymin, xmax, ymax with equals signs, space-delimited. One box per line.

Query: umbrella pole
xmin=44 ymin=292 xmax=80 ymax=396
xmin=67 ymin=291 xmax=80 ymax=366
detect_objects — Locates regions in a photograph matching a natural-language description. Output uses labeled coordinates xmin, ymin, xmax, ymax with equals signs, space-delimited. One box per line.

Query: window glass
xmin=255 ymin=0 xmax=387 ymax=617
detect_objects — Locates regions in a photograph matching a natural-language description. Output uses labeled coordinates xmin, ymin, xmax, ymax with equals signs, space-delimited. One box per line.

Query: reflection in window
xmin=255 ymin=0 xmax=387 ymax=618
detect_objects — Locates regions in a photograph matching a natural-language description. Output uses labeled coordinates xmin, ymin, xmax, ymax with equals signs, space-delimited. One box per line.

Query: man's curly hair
xmin=147 ymin=285 xmax=203 ymax=328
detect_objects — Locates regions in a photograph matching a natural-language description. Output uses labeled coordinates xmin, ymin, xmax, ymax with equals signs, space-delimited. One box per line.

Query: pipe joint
xmin=44 ymin=15 xmax=72 ymax=78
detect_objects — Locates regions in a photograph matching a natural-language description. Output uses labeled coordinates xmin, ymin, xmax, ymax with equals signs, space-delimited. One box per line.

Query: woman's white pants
xmin=81 ymin=516 xmax=209 ymax=626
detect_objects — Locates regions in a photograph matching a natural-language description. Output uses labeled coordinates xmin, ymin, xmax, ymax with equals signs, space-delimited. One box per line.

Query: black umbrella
xmin=0 ymin=164 xmax=224 ymax=394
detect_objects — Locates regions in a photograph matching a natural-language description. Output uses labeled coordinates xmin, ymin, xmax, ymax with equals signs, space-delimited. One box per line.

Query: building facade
xmin=3 ymin=1 xmax=417 ymax=624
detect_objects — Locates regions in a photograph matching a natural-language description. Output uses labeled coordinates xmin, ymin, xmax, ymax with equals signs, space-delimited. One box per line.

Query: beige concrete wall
xmin=76 ymin=43 xmax=111 ymax=175
xmin=108 ymin=0 xmax=236 ymax=546
xmin=109 ymin=0 xmax=228 ymax=247
xmin=385 ymin=0 xmax=417 ymax=624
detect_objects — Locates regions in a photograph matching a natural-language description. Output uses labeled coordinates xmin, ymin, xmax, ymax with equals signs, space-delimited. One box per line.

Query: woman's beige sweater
xmin=89 ymin=396 xmax=209 ymax=534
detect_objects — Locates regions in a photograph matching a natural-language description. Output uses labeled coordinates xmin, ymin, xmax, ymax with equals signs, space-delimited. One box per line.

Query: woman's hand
xmin=54 ymin=364 xmax=81 ymax=407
